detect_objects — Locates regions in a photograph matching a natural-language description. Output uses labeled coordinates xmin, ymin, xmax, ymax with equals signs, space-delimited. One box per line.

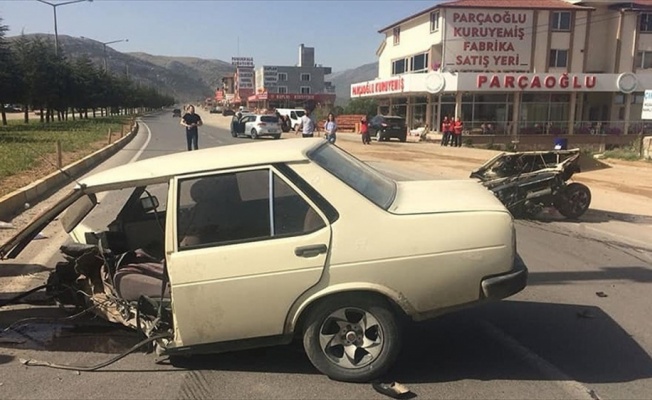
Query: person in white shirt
xmin=296 ymin=106 xmax=316 ymax=138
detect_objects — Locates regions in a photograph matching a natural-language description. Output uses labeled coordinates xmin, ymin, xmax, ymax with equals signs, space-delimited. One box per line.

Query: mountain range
xmin=8 ymin=34 xmax=378 ymax=104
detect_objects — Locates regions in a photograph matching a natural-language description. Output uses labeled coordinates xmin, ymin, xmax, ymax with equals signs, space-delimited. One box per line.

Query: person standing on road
xmin=441 ymin=116 xmax=451 ymax=146
xmin=181 ymin=105 xmax=203 ymax=151
xmin=360 ymin=116 xmax=371 ymax=145
xmin=324 ymin=112 xmax=338 ymax=144
xmin=295 ymin=106 xmax=316 ymax=138
xmin=453 ymin=116 xmax=463 ymax=147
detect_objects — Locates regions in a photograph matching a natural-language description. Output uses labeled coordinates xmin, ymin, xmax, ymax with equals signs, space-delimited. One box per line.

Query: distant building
xmin=247 ymin=44 xmax=336 ymax=109
xmin=351 ymin=0 xmax=652 ymax=135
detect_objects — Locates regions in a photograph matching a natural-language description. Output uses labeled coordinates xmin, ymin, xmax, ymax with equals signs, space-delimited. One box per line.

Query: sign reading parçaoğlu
xmin=444 ymin=9 xmax=533 ymax=72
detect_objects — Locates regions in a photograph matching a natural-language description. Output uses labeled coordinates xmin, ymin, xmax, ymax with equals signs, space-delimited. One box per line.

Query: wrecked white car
xmin=1 ymin=138 xmax=527 ymax=382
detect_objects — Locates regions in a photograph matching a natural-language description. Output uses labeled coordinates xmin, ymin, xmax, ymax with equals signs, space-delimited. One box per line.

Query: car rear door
xmin=166 ymin=166 xmax=332 ymax=346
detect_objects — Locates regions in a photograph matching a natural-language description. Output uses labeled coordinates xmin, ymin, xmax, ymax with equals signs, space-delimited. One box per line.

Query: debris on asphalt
xmin=0 ymin=221 xmax=14 ymax=229
xmin=596 ymin=291 xmax=608 ymax=298
xmin=34 ymin=232 xmax=47 ymax=240
xmin=372 ymin=381 xmax=415 ymax=399
xmin=577 ymin=310 xmax=595 ymax=319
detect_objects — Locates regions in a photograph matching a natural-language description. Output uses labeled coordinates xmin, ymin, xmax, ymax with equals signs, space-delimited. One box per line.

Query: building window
xmin=410 ymin=52 xmax=429 ymax=73
xmin=549 ymin=49 xmax=568 ymax=68
xmin=278 ymin=72 xmax=288 ymax=81
xmin=551 ymin=11 xmax=572 ymax=31
xmin=637 ymin=51 xmax=652 ymax=69
xmin=392 ymin=58 xmax=406 ymax=75
xmin=278 ymin=86 xmax=288 ymax=94
xmin=300 ymin=86 xmax=311 ymax=94
xmin=393 ymin=26 xmax=400 ymax=45
xmin=300 ymin=73 xmax=311 ymax=82
xmin=430 ymin=11 xmax=440 ymax=32
xmin=640 ymin=13 xmax=652 ymax=32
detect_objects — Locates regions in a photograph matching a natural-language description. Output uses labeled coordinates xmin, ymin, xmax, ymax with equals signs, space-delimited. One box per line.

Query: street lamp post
xmin=36 ymin=0 xmax=93 ymax=55
xmin=101 ymin=39 xmax=128 ymax=72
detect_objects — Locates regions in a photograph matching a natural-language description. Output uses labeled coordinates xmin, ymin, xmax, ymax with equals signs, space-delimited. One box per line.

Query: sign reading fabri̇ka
xmin=444 ymin=9 xmax=533 ymax=72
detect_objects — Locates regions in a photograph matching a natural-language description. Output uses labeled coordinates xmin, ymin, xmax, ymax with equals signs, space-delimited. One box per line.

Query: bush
xmin=602 ymin=146 xmax=641 ymax=161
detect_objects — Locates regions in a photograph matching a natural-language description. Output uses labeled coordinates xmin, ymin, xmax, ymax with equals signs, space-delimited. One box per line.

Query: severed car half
xmin=1 ymin=138 xmax=527 ymax=382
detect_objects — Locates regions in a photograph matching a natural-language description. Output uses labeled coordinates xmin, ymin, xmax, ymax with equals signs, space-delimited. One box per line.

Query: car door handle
xmin=295 ymin=244 xmax=327 ymax=258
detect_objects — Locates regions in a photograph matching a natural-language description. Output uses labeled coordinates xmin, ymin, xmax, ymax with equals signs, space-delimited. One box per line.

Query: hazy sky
xmin=0 ymin=0 xmax=442 ymax=72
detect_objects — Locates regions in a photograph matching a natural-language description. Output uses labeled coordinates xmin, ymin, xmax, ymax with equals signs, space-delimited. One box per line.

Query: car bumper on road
xmin=481 ymin=254 xmax=528 ymax=300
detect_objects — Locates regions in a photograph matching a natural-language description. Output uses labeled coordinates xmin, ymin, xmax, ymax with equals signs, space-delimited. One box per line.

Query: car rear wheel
xmin=555 ymin=182 xmax=591 ymax=219
xmin=250 ymin=129 xmax=258 ymax=140
xmin=273 ymin=134 xmax=281 ymax=140
xmin=302 ymin=294 xmax=402 ymax=382
xmin=399 ymin=135 xmax=407 ymax=142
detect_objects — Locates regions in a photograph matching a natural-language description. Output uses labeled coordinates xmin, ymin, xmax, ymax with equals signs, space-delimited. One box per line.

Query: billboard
xmin=232 ymin=57 xmax=254 ymax=67
xmin=443 ymin=9 xmax=533 ymax=72
xmin=237 ymin=67 xmax=255 ymax=90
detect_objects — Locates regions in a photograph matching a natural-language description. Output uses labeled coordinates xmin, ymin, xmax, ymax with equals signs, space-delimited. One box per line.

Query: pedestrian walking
xmin=453 ymin=117 xmax=463 ymax=147
xmin=360 ymin=116 xmax=371 ymax=145
xmin=441 ymin=116 xmax=451 ymax=146
xmin=324 ymin=112 xmax=338 ymax=144
xmin=295 ymin=105 xmax=316 ymax=138
xmin=180 ymin=105 xmax=203 ymax=151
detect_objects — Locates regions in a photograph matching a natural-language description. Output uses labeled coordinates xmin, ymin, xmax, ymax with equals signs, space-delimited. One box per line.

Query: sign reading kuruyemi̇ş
xmin=444 ymin=9 xmax=533 ymax=72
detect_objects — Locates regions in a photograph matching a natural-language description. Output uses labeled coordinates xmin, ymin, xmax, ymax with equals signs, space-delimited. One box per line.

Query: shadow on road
xmin=390 ymin=301 xmax=652 ymax=385
xmin=0 ymin=263 xmax=49 ymax=279
xmin=518 ymin=208 xmax=652 ymax=225
xmin=1 ymin=301 xmax=650 ymax=385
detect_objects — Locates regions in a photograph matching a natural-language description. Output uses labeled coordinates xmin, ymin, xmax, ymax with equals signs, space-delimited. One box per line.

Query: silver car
xmin=241 ymin=114 xmax=282 ymax=139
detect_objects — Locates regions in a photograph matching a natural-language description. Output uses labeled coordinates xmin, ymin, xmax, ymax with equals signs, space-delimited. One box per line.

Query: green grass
xmin=0 ymin=117 xmax=128 ymax=182
xmin=601 ymin=147 xmax=642 ymax=161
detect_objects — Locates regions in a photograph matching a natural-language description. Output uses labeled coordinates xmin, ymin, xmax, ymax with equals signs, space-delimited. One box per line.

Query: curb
xmin=0 ymin=122 xmax=140 ymax=221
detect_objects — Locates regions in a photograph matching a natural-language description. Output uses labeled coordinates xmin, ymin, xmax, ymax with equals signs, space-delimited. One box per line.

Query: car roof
xmin=78 ymin=138 xmax=325 ymax=192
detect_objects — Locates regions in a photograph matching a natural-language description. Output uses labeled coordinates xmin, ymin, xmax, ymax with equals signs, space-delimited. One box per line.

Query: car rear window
xmin=261 ymin=116 xmax=279 ymax=123
xmin=308 ymin=144 xmax=396 ymax=210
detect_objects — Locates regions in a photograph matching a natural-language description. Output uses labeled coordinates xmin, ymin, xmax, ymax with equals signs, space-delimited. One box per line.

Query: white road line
xmin=481 ymin=320 xmax=601 ymax=400
xmin=131 ymin=119 xmax=153 ymax=163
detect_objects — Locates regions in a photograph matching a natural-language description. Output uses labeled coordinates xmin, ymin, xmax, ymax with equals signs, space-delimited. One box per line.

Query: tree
xmin=344 ymin=98 xmax=378 ymax=117
xmin=0 ymin=17 xmax=19 ymax=126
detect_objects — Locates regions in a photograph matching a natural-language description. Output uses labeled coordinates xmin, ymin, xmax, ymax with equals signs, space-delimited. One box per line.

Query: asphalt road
xmin=1 ymin=112 xmax=651 ymax=399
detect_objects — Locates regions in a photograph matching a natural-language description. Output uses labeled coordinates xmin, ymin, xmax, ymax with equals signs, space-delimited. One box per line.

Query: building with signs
xmin=350 ymin=0 xmax=652 ymax=136
xmin=247 ymin=44 xmax=336 ymax=109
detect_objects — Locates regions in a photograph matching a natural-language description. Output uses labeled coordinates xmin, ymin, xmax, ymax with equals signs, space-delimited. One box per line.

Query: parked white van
xmin=276 ymin=108 xmax=306 ymax=130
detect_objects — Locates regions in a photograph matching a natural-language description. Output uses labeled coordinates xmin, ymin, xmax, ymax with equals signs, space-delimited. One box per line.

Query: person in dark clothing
xmin=180 ymin=105 xmax=203 ymax=151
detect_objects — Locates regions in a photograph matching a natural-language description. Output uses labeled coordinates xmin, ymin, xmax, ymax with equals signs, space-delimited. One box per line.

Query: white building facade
xmin=351 ymin=0 xmax=652 ymax=135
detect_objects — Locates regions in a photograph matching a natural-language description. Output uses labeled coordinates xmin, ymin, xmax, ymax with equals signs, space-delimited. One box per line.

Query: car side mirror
xmin=140 ymin=196 xmax=159 ymax=212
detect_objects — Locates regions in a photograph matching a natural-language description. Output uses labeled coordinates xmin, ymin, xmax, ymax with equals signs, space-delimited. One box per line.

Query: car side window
xmin=273 ymin=174 xmax=326 ymax=235
xmin=177 ymin=169 xmax=325 ymax=249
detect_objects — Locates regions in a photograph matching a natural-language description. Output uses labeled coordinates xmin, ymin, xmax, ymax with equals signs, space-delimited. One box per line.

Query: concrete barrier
xmin=643 ymin=136 xmax=652 ymax=160
xmin=0 ymin=122 xmax=140 ymax=221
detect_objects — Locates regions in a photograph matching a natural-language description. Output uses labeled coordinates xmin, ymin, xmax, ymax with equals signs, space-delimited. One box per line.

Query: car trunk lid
xmin=388 ymin=180 xmax=507 ymax=215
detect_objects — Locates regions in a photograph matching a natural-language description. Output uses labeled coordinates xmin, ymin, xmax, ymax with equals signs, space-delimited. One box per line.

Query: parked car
xmin=222 ymin=108 xmax=235 ymax=116
xmin=0 ymin=139 xmax=527 ymax=383
xmin=276 ymin=108 xmax=306 ymax=130
xmin=369 ymin=115 xmax=408 ymax=142
xmin=231 ymin=114 xmax=282 ymax=139
xmin=172 ymin=109 xmax=182 ymax=118
xmin=209 ymin=106 xmax=222 ymax=114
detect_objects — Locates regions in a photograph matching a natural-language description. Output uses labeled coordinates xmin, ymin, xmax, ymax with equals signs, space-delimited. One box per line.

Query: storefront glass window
xmin=520 ymin=93 xmax=570 ymax=134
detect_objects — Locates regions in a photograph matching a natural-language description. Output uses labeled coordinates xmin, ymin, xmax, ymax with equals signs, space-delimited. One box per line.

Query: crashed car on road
xmin=470 ymin=149 xmax=591 ymax=219
xmin=1 ymin=138 xmax=527 ymax=382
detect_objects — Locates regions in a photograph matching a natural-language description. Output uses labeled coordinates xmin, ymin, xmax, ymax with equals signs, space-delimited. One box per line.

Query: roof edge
xmin=377 ymin=1 xmax=595 ymax=34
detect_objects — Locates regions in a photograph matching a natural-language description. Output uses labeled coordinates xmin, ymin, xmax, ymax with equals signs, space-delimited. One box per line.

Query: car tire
xmin=555 ymin=182 xmax=591 ymax=219
xmin=251 ymin=129 xmax=258 ymax=140
xmin=399 ymin=135 xmax=407 ymax=142
xmin=302 ymin=294 xmax=402 ymax=383
xmin=230 ymin=128 xmax=237 ymax=138
xmin=273 ymin=134 xmax=281 ymax=140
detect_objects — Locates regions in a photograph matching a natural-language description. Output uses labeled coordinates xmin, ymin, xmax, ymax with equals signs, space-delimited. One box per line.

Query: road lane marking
xmin=481 ymin=320 xmax=601 ymax=400
xmin=131 ymin=119 xmax=153 ymax=163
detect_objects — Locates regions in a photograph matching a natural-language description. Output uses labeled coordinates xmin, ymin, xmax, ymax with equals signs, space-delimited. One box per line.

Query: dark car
xmin=210 ymin=106 xmax=223 ymax=114
xmin=172 ymin=109 xmax=182 ymax=118
xmin=222 ymin=108 xmax=235 ymax=116
xmin=369 ymin=115 xmax=407 ymax=142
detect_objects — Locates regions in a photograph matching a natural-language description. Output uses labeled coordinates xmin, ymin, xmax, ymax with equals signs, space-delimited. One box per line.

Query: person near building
xmin=360 ymin=115 xmax=371 ymax=145
xmin=180 ymin=105 xmax=203 ymax=151
xmin=295 ymin=106 xmax=317 ymax=138
xmin=453 ymin=117 xmax=464 ymax=147
xmin=441 ymin=116 xmax=451 ymax=146
xmin=324 ymin=112 xmax=338 ymax=144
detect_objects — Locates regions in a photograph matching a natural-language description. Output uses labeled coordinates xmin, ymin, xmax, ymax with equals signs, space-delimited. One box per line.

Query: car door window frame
xmin=172 ymin=165 xmax=330 ymax=252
